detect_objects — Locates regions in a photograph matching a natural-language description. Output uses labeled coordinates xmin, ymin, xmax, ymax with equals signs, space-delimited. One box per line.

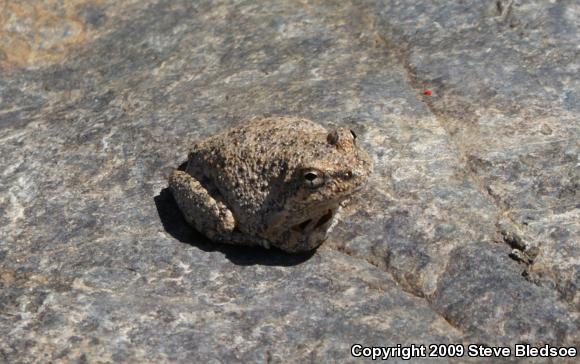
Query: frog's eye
xmin=350 ymin=129 xmax=357 ymax=140
xmin=303 ymin=170 xmax=325 ymax=188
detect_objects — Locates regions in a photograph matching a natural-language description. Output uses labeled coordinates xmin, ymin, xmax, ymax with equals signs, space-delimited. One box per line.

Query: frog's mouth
xmin=291 ymin=208 xmax=335 ymax=233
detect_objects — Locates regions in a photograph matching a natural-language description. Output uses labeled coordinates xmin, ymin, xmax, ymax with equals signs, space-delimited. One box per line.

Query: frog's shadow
xmin=154 ymin=187 xmax=315 ymax=267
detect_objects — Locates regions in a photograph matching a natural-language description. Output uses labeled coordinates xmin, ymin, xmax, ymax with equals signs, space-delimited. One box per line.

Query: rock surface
xmin=0 ymin=0 xmax=578 ymax=362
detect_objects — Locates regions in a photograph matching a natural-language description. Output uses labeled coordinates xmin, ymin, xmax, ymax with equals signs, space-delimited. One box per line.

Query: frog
xmin=169 ymin=116 xmax=372 ymax=253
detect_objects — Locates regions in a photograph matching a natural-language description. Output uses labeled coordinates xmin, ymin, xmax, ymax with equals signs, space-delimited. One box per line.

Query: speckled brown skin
xmin=169 ymin=116 xmax=372 ymax=252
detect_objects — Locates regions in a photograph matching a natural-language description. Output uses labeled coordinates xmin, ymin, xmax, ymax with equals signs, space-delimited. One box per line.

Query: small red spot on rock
xmin=423 ymin=89 xmax=433 ymax=95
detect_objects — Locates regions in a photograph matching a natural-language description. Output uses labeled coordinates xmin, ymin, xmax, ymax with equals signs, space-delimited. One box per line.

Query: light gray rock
xmin=0 ymin=0 xmax=578 ymax=362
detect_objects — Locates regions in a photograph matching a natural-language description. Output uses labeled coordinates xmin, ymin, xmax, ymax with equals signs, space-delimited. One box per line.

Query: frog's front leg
xmin=169 ymin=170 xmax=236 ymax=240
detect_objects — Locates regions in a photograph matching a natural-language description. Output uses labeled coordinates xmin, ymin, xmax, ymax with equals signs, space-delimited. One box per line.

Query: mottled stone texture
xmin=0 ymin=0 xmax=578 ymax=362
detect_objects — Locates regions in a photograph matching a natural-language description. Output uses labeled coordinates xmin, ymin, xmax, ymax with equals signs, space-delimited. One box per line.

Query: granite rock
xmin=0 ymin=0 xmax=578 ymax=362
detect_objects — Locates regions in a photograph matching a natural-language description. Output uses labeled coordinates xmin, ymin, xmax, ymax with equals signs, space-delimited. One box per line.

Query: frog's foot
xmin=169 ymin=170 xmax=235 ymax=237
xmin=269 ymin=207 xmax=337 ymax=252
xmin=290 ymin=208 xmax=336 ymax=235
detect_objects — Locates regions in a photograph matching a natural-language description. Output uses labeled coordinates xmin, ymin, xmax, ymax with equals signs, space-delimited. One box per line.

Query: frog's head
xmin=294 ymin=127 xmax=372 ymax=205
xmin=265 ymin=126 xmax=373 ymax=252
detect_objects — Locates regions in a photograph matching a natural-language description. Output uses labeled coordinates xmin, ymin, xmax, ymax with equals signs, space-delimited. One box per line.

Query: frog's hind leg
xmin=169 ymin=170 xmax=272 ymax=249
xmin=169 ymin=170 xmax=236 ymax=240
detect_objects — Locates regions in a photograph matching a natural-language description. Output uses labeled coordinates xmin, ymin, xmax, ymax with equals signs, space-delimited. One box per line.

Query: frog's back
xmin=192 ymin=116 xmax=324 ymax=153
xmin=185 ymin=116 xmax=328 ymax=230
